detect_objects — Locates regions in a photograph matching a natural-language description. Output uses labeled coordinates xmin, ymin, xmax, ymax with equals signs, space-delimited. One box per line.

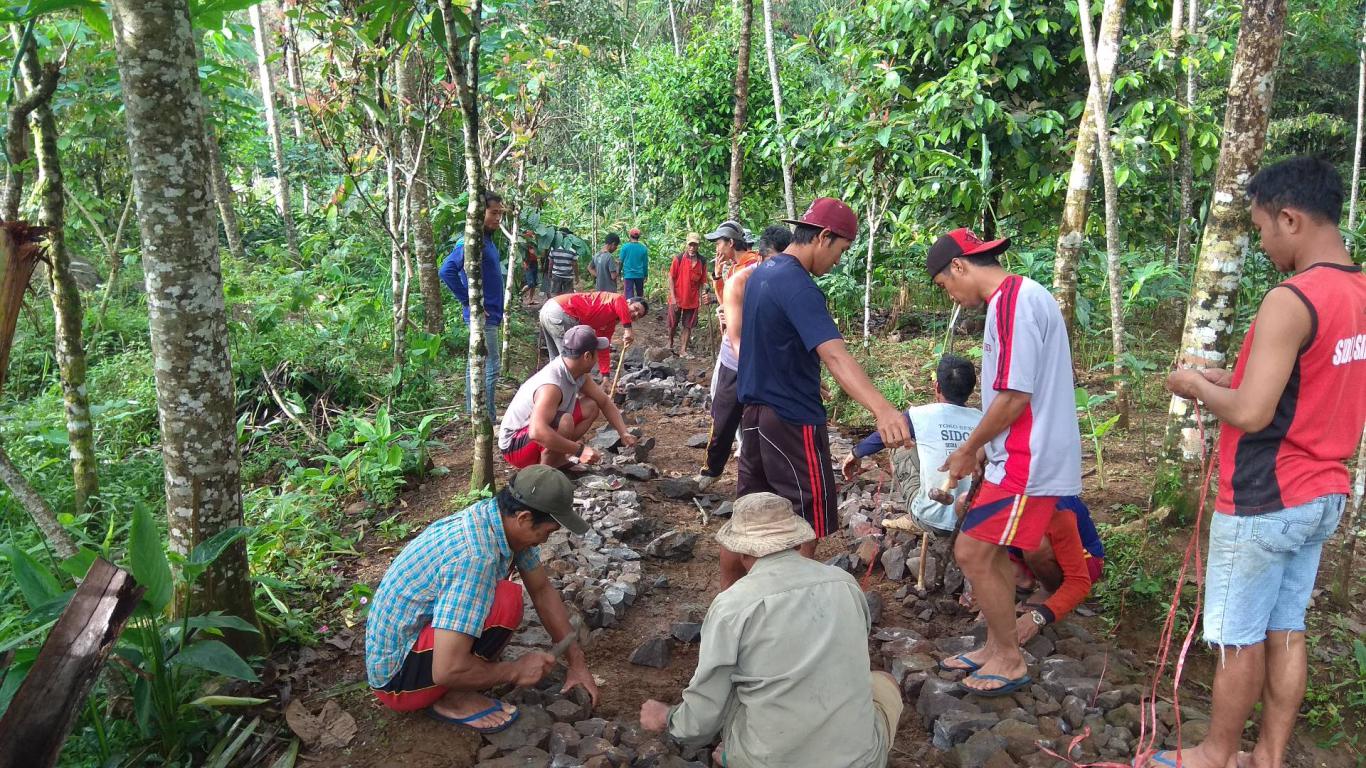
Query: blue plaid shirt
xmin=364 ymin=499 xmax=541 ymax=687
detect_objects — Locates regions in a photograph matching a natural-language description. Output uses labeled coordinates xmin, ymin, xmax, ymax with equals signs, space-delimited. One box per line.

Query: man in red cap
xmin=929 ymin=227 xmax=1083 ymax=697
xmin=728 ymin=198 xmax=911 ymax=588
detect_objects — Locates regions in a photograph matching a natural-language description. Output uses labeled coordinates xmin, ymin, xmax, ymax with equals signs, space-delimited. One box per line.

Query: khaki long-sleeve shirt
xmin=667 ymin=550 xmax=889 ymax=767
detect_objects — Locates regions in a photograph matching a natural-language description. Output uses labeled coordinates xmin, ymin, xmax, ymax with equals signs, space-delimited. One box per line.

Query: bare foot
xmin=431 ymin=691 xmax=517 ymax=730
xmin=960 ymin=653 xmax=1027 ymax=692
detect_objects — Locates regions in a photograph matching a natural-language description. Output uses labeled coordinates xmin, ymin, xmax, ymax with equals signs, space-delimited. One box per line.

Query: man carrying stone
xmin=730 ymin=198 xmax=910 ymax=588
xmin=500 ymin=325 xmax=637 ymax=470
xmin=695 ymin=224 xmax=791 ymax=491
xmin=841 ymin=353 xmax=984 ymax=536
xmin=1158 ymin=157 xmax=1365 ymax=768
xmin=439 ymin=190 xmax=507 ymax=422
xmin=589 ymin=233 xmax=621 ymax=293
xmin=540 ymin=291 xmax=648 ymax=378
xmin=365 ymin=465 xmax=598 ymax=733
xmin=620 ymin=228 xmax=649 ymax=300
xmin=639 ymin=493 xmax=902 ymax=767
xmin=932 ymin=227 xmax=1083 ymax=696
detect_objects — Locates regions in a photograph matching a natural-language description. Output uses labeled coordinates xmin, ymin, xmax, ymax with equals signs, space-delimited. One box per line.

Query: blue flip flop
xmin=957 ymin=672 xmax=1032 ymax=697
xmin=1147 ymin=751 xmax=1181 ymax=768
xmin=426 ymin=700 xmax=521 ymax=734
xmin=937 ymin=653 xmax=982 ymax=672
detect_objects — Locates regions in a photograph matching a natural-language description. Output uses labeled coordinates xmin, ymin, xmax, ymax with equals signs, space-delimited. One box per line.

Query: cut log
xmin=0 ymin=559 xmax=144 ymax=768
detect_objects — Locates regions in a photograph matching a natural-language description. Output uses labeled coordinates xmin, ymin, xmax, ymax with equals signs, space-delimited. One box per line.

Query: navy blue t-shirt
xmin=737 ymin=254 xmax=842 ymax=425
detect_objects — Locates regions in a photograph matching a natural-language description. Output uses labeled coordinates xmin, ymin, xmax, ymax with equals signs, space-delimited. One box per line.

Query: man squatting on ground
xmin=540 ymin=290 xmax=648 ymax=378
xmin=440 ymin=190 xmax=506 ymax=423
xmin=931 ymin=227 xmax=1085 ymax=696
xmin=729 ymin=197 xmax=911 ymax=588
xmin=499 ymin=325 xmax=637 ymax=470
xmin=364 ymin=465 xmax=597 ymax=733
xmin=1158 ymin=157 xmax=1365 ymax=768
xmin=639 ymin=492 xmax=903 ymax=768
xmin=695 ymin=224 xmax=792 ymax=491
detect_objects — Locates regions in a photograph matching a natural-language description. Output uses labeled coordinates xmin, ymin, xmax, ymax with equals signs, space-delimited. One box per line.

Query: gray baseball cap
xmin=704 ymin=220 xmax=745 ymax=242
xmin=562 ymin=324 xmax=610 ymax=357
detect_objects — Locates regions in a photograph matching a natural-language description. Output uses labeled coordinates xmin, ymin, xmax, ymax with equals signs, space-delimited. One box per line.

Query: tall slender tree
xmin=109 ymin=0 xmax=260 ymax=630
xmin=1051 ymin=0 xmax=1127 ymax=334
xmin=399 ymin=50 xmax=443 ymax=335
xmin=1076 ymin=0 xmax=1130 ymax=426
xmin=437 ymin=0 xmax=496 ymax=490
xmin=204 ymin=125 xmax=246 ymax=261
xmin=1152 ymin=0 xmax=1288 ymax=518
xmin=726 ymin=0 xmax=754 ymax=220
xmin=1349 ymin=5 xmax=1366 ymax=233
xmin=1173 ymin=0 xmax=1199 ymax=266
xmin=762 ymin=0 xmax=794 ymax=219
xmin=250 ymin=3 xmax=301 ymax=262
xmin=17 ymin=42 xmax=99 ymax=511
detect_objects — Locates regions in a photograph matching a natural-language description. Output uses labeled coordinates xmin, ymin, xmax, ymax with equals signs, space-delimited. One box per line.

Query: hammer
xmin=916 ymin=477 xmax=957 ymax=592
xmin=547 ymin=614 xmax=590 ymax=659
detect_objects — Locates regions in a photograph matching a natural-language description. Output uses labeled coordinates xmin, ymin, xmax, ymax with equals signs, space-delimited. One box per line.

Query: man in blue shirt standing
xmin=620 ymin=228 xmax=649 ymax=300
xmin=440 ymin=190 xmax=506 ymax=422
xmin=730 ymin=197 xmax=910 ymax=587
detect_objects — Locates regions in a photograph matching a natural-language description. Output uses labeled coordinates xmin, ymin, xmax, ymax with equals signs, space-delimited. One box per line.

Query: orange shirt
xmin=670 ymin=254 xmax=708 ymax=309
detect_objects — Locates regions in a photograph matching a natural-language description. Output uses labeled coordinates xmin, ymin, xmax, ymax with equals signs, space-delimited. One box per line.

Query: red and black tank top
xmin=1216 ymin=262 xmax=1366 ymax=516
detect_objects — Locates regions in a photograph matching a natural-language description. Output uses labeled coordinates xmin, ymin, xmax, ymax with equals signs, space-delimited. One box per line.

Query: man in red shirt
xmin=668 ymin=233 xmax=709 ymax=356
xmin=1161 ymin=157 xmax=1366 ymax=768
xmin=540 ymin=291 xmax=648 ymax=377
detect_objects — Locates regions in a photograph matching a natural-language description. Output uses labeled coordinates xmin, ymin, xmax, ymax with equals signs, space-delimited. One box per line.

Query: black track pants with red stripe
xmin=737 ymin=404 xmax=838 ymax=538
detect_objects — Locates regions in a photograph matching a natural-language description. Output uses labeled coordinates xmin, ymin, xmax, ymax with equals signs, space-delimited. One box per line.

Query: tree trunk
xmin=862 ymin=188 xmax=884 ymax=347
xmin=1077 ymin=0 xmax=1130 ymax=427
xmin=400 ymin=53 xmax=443 ymax=335
xmin=1350 ymin=6 xmax=1366 ymax=233
xmin=668 ymin=0 xmax=682 ymax=56
xmin=275 ymin=1 xmax=310 ymax=215
xmin=501 ymin=154 xmax=528 ymax=367
xmin=1174 ymin=0 xmax=1199 ymax=267
xmin=250 ymin=3 xmax=301 ymax=263
xmin=18 ymin=48 xmax=99 ymax=512
xmin=109 ymin=0 xmax=261 ymax=634
xmin=1152 ymin=0 xmax=1287 ymax=520
xmin=762 ymin=0 xmax=794 ymax=219
xmin=1333 ymin=431 xmax=1366 ymax=604
xmin=0 ymin=223 xmax=77 ymax=559
xmin=1051 ymin=0 xmax=1127 ymax=334
xmin=387 ymin=149 xmax=408 ymax=367
xmin=726 ymin=0 xmax=753 ymax=221
xmin=3 ymin=29 xmax=56 ymax=221
xmin=204 ymin=126 xmax=246 ymax=261
xmin=437 ymin=0 xmax=496 ymax=492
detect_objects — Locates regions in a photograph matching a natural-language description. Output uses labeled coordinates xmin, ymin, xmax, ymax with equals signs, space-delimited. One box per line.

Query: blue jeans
xmin=624 ymin=277 xmax=645 ymax=300
xmin=465 ymin=326 xmax=500 ymax=422
xmin=1203 ymin=494 xmax=1345 ymax=646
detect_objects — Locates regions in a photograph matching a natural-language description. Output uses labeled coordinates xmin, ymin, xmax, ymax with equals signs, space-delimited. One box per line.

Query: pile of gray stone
xmin=613 ymin=353 xmax=710 ymax=413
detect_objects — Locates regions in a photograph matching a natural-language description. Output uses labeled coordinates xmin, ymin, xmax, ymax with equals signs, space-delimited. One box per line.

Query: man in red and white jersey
xmin=930 ymin=228 xmax=1084 ymax=697
xmin=1162 ymin=158 xmax=1366 ymax=768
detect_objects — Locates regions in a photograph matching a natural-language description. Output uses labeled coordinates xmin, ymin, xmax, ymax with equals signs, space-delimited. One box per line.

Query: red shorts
xmin=1009 ymin=549 xmax=1106 ymax=583
xmin=501 ymin=401 xmax=587 ymax=468
xmin=962 ymin=481 xmax=1057 ymax=550
xmin=372 ymin=580 xmax=524 ymax=712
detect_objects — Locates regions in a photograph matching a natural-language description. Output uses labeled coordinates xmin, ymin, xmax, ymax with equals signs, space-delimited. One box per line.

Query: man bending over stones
xmin=541 ymin=290 xmax=648 ymax=378
xmin=365 ymin=465 xmax=599 ymax=733
xmin=1008 ymin=496 xmax=1105 ymax=645
xmin=841 ymin=353 xmax=984 ymax=536
xmin=500 ymin=325 xmax=636 ymax=470
xmin=639 ymin=493 xmax=903 ymax=767
xmin=1160 ymin=157 xmax=1364 ymax=768
xmin=930 ymin=227 xmax=1083 ymax=697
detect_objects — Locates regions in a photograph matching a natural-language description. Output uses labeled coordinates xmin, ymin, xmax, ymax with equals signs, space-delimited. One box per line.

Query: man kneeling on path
xmin=639 ymin=493 xmax=903 ymax=768
xmin=841 ymin=353 xmax=983 ymax=535
xmin=365 ymin=466 xmax=599 ymax=732
xmin=500 ymin=325 xmax=636 ymax=469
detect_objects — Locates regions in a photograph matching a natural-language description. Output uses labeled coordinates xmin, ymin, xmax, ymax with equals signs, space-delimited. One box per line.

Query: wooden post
xmin=0 ymin=559 xmax=143 ymax=768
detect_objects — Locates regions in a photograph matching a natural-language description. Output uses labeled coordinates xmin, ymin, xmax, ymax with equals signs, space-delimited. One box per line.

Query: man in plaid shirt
xmin=364 ymin=466 xmax=598 ymax=732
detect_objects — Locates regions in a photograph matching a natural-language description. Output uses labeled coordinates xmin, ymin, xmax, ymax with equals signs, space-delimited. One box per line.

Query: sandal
xmin=957 ymin=672 xmax=1032 ymax=698
xmin=937 ymin=653 xmax=982 ymax=672
xmin=425 ymin=699 xmax=520 ymax=734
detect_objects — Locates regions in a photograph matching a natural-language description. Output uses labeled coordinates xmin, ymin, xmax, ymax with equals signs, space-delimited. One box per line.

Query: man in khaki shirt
xmin=640 ymin=493 xmax=902 ymax=767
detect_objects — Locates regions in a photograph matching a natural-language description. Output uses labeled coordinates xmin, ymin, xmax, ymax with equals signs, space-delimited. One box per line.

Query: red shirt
xmin=558 ymin=291 xmax=633 ymax=375
xmin=670 ymin=254 xmax=708 ymax=310
xmin=1216 ymin=263 xmax=1366 ymax=515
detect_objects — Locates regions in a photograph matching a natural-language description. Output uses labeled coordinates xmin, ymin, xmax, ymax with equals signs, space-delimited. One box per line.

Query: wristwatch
xmin=1029 ymin=609 xmax=1047 ymax=627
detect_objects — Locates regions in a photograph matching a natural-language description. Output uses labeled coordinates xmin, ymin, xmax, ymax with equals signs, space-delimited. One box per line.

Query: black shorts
xmin=737 ymin=404 xmax=838 ymax=538
xmin=551 ymin=275 xmax=575 ymax=296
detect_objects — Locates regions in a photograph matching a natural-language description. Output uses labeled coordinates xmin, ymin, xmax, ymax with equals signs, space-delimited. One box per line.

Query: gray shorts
xmin=539 ymin=300 xmax=577 ymax=356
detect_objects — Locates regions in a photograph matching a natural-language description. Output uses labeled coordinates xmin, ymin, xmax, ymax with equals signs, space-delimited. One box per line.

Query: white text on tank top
xmin=908 ymin=403 xmax=984 ymax=530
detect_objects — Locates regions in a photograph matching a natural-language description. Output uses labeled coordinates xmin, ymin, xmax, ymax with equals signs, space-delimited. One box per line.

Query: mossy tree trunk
xmin=399 ymin=51 xmax=443 ymax=335
xmin=1173 ymin=0 xmax=1199 ymax=267
xmin=205 ymin=125 xmax=246 ymax=261
xmin=726 ymin=0 xmax=753 ymax=221
xmin=109 ymin=0 xmax=260 ymax=635
xmin=250 ymin=3 xmax=301 ymax=263
xmin=1152 ymin=0 xmax=1288 ymax=520
xmin=761 ymin=0 xmax=794 ymax=219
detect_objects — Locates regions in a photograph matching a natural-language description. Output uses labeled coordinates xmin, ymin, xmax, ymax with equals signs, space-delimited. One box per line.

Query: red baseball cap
xmin=782 ymin=198 xmax=858 ymax=241
xmin=926 ymin=228 xmax=1011 ymax=277
xmin=628 ymin=228 xmax=642 ymax=238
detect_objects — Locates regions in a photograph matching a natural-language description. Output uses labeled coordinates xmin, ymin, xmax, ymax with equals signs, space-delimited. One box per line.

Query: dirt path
xmin=283 ymin=305 xmax=1352 ymax=768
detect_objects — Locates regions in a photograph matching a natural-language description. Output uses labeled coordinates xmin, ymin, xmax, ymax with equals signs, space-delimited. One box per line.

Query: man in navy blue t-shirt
xmin=730 ymin=197 xmax=910 ymax=587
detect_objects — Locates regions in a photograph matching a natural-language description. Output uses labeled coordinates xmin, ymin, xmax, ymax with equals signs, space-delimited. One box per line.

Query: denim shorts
xmin=1203 ymin=494 xmax=1345 ymax=646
